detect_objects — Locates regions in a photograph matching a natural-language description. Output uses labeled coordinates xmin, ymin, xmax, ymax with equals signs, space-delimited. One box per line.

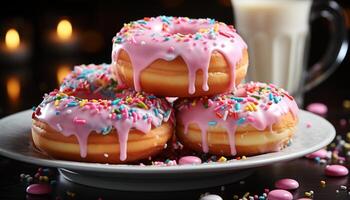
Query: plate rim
xmin=0 ymin=109 xmax=336 ymax=174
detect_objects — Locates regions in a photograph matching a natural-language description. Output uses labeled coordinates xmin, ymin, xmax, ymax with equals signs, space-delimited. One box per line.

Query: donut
xmin=59 ymin=63 xmax=125 ymax=99
xmin=175 ymin=82 xmax=299 ymax=156
xmin=31 ymin=64 xmax=174 ymax=163
xmin=112 ymin=16 xmax=248 ymax=97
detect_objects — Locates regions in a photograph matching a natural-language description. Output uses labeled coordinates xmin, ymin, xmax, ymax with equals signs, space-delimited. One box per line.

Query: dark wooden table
xmin=0 ymin=157 xmax=348 ymax=200
xmin=0 ymin=145 xmax=349 ymax=200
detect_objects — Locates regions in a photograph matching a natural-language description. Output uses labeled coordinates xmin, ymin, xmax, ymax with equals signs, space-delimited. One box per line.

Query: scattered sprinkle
xmin=218 ymin=156 xmax=227 ymax=162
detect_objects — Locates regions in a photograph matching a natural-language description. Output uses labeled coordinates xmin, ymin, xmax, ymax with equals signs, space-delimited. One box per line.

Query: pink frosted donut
xmin=31 ymin=64 xmax=174 ymax=164
xmin=112 ymin=16 xmax=248 ymax=97
xmin=175 ymin=82 xmax=299 ymax=156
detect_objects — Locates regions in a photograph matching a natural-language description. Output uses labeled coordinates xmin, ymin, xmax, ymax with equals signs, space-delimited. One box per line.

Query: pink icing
xmin=26 ymin=184 xmax=52 ymax=195
xmin=178 ymin=156 xmax=202 ymax=165
xmin=305 ymin=149 xmax=327 ymax=159
xmin=34 ymin=64 xmax=173 ymax=161
xmin=111 ymin=16 xmax=247 ymax=95
xmin=35 ymin=91 xmax=172 ymax=161
xmin=176 ymin=82 xmax=299 ymax=155
xmin=267 ymin=189 xmax=293 ymax=200
xmin=274 ymin=178 xmax=299 ymax=190
xmin=325 ymin=165 xmax=349 ymax=177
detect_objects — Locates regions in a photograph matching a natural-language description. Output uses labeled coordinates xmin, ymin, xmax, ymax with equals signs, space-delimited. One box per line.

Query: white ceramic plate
xmin=0 ymin=110 xmax=335 ymax=191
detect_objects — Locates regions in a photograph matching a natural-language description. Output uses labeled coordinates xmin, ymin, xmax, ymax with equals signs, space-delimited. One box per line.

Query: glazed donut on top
xmin=32 ymin=64 xmax=174 ymax=163
xmin=175 ymin=82 xmax=299 ymax=156
xmin=112 ymin=16 xmax=248 ymax=97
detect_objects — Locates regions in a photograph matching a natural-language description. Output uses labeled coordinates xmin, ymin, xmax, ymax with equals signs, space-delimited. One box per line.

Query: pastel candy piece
xmin=325 ymin=165 xmax=349 ymax=177
xmin=179 ymin=156 xmax=202 ymax=165
xmin=306 ymin=103 xmax=327 ymax=115
xmin=306 ymin=122 xmax=312 ymax=128
xmin=297 ymin=198 xmax=312 ymax=200
xmin=275 ymin=178 xmax=299 ymax=190
xmin=305 ymin=149 xmax=327 ymax=159
xmin=26 ymin=184 xmax=52 ymax=195
xmin=267 ymin=189 xmax=293 ymax=200
xmin=199 ymin=194 xmax=223 ymax=200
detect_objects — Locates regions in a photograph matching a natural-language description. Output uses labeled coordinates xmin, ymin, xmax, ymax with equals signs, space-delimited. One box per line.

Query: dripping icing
xmin=177 ymin=82 xmax=299 ymax=155
xmin=112 ymin=16 xmax=247 ymax=94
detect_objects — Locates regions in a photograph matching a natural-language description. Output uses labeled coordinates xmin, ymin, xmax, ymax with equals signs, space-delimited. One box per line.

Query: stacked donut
xmin=32 ymin=16 xmax=299 ymax=164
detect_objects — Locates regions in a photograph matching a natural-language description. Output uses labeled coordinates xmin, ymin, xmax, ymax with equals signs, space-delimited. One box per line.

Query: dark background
xmin=0 ymin=0 xmax=349 ymax=116
xmin=0 ymin=0 xmax=350 ymax=199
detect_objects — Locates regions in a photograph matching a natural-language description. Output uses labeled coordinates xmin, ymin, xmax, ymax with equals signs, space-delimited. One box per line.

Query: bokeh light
xmin=5 ymin=29 xmax=20 ymax=50
xmin=57 ymin=19 xmax=72 ymax=40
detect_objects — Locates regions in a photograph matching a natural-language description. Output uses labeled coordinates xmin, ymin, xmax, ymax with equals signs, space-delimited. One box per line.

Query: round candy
xmin=306 ymin=103 xmax=327 ymax=115
xmin=275 ymin=178 xmax=299 ymax=190
xmin=325 ymin=165 xmax=349 ymax=177
xmin=297 ymin=198 xmax=312 ymax=200
xmin=179 ymin=156 xmax=202 ymax=165
xmin=26 ymin=184 xmax=52 ymax=195
xmin=306 ymin=122 xmax=312 ymax=128
xmin=199 ymin=194 xmax=223 ymax=200
xmin=305 ymin=149 xmax=327 ymax=159
xmin=267 ymin=189 xmax=293 ymax=200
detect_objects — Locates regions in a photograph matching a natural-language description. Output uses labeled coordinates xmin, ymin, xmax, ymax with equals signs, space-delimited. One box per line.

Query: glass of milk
xmin=232 ymin=0 xmax=347 ymax=104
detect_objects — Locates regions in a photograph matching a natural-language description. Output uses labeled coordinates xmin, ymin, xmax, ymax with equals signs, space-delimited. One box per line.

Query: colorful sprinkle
xmin=208 ymin=121 xmax=217 ymax=126
xmin=73 ymin=117 xmax=86 ymax=125
xmin=218 ymin=156 xmax=227 ymax=162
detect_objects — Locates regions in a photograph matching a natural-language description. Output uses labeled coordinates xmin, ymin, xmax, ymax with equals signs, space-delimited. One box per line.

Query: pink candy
xmin=305 ymin=149 xmax=328 ymax=159
xmin=274 ymin=178 xmax=299 ymax=190
xmin=306 ymin=122 xmax=312 ymax=128
xmin=267 ymin=189 xmax=293 ymax=200
xmin=306 ymin=103 xmax=327 ymax=115
xmin=179 ymin=156 xmax=202 ymax=165
xmin=325 ymin=165 xmax=349 ymax=177
xmin=26 ymin=184 xmax=52 ymax=195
